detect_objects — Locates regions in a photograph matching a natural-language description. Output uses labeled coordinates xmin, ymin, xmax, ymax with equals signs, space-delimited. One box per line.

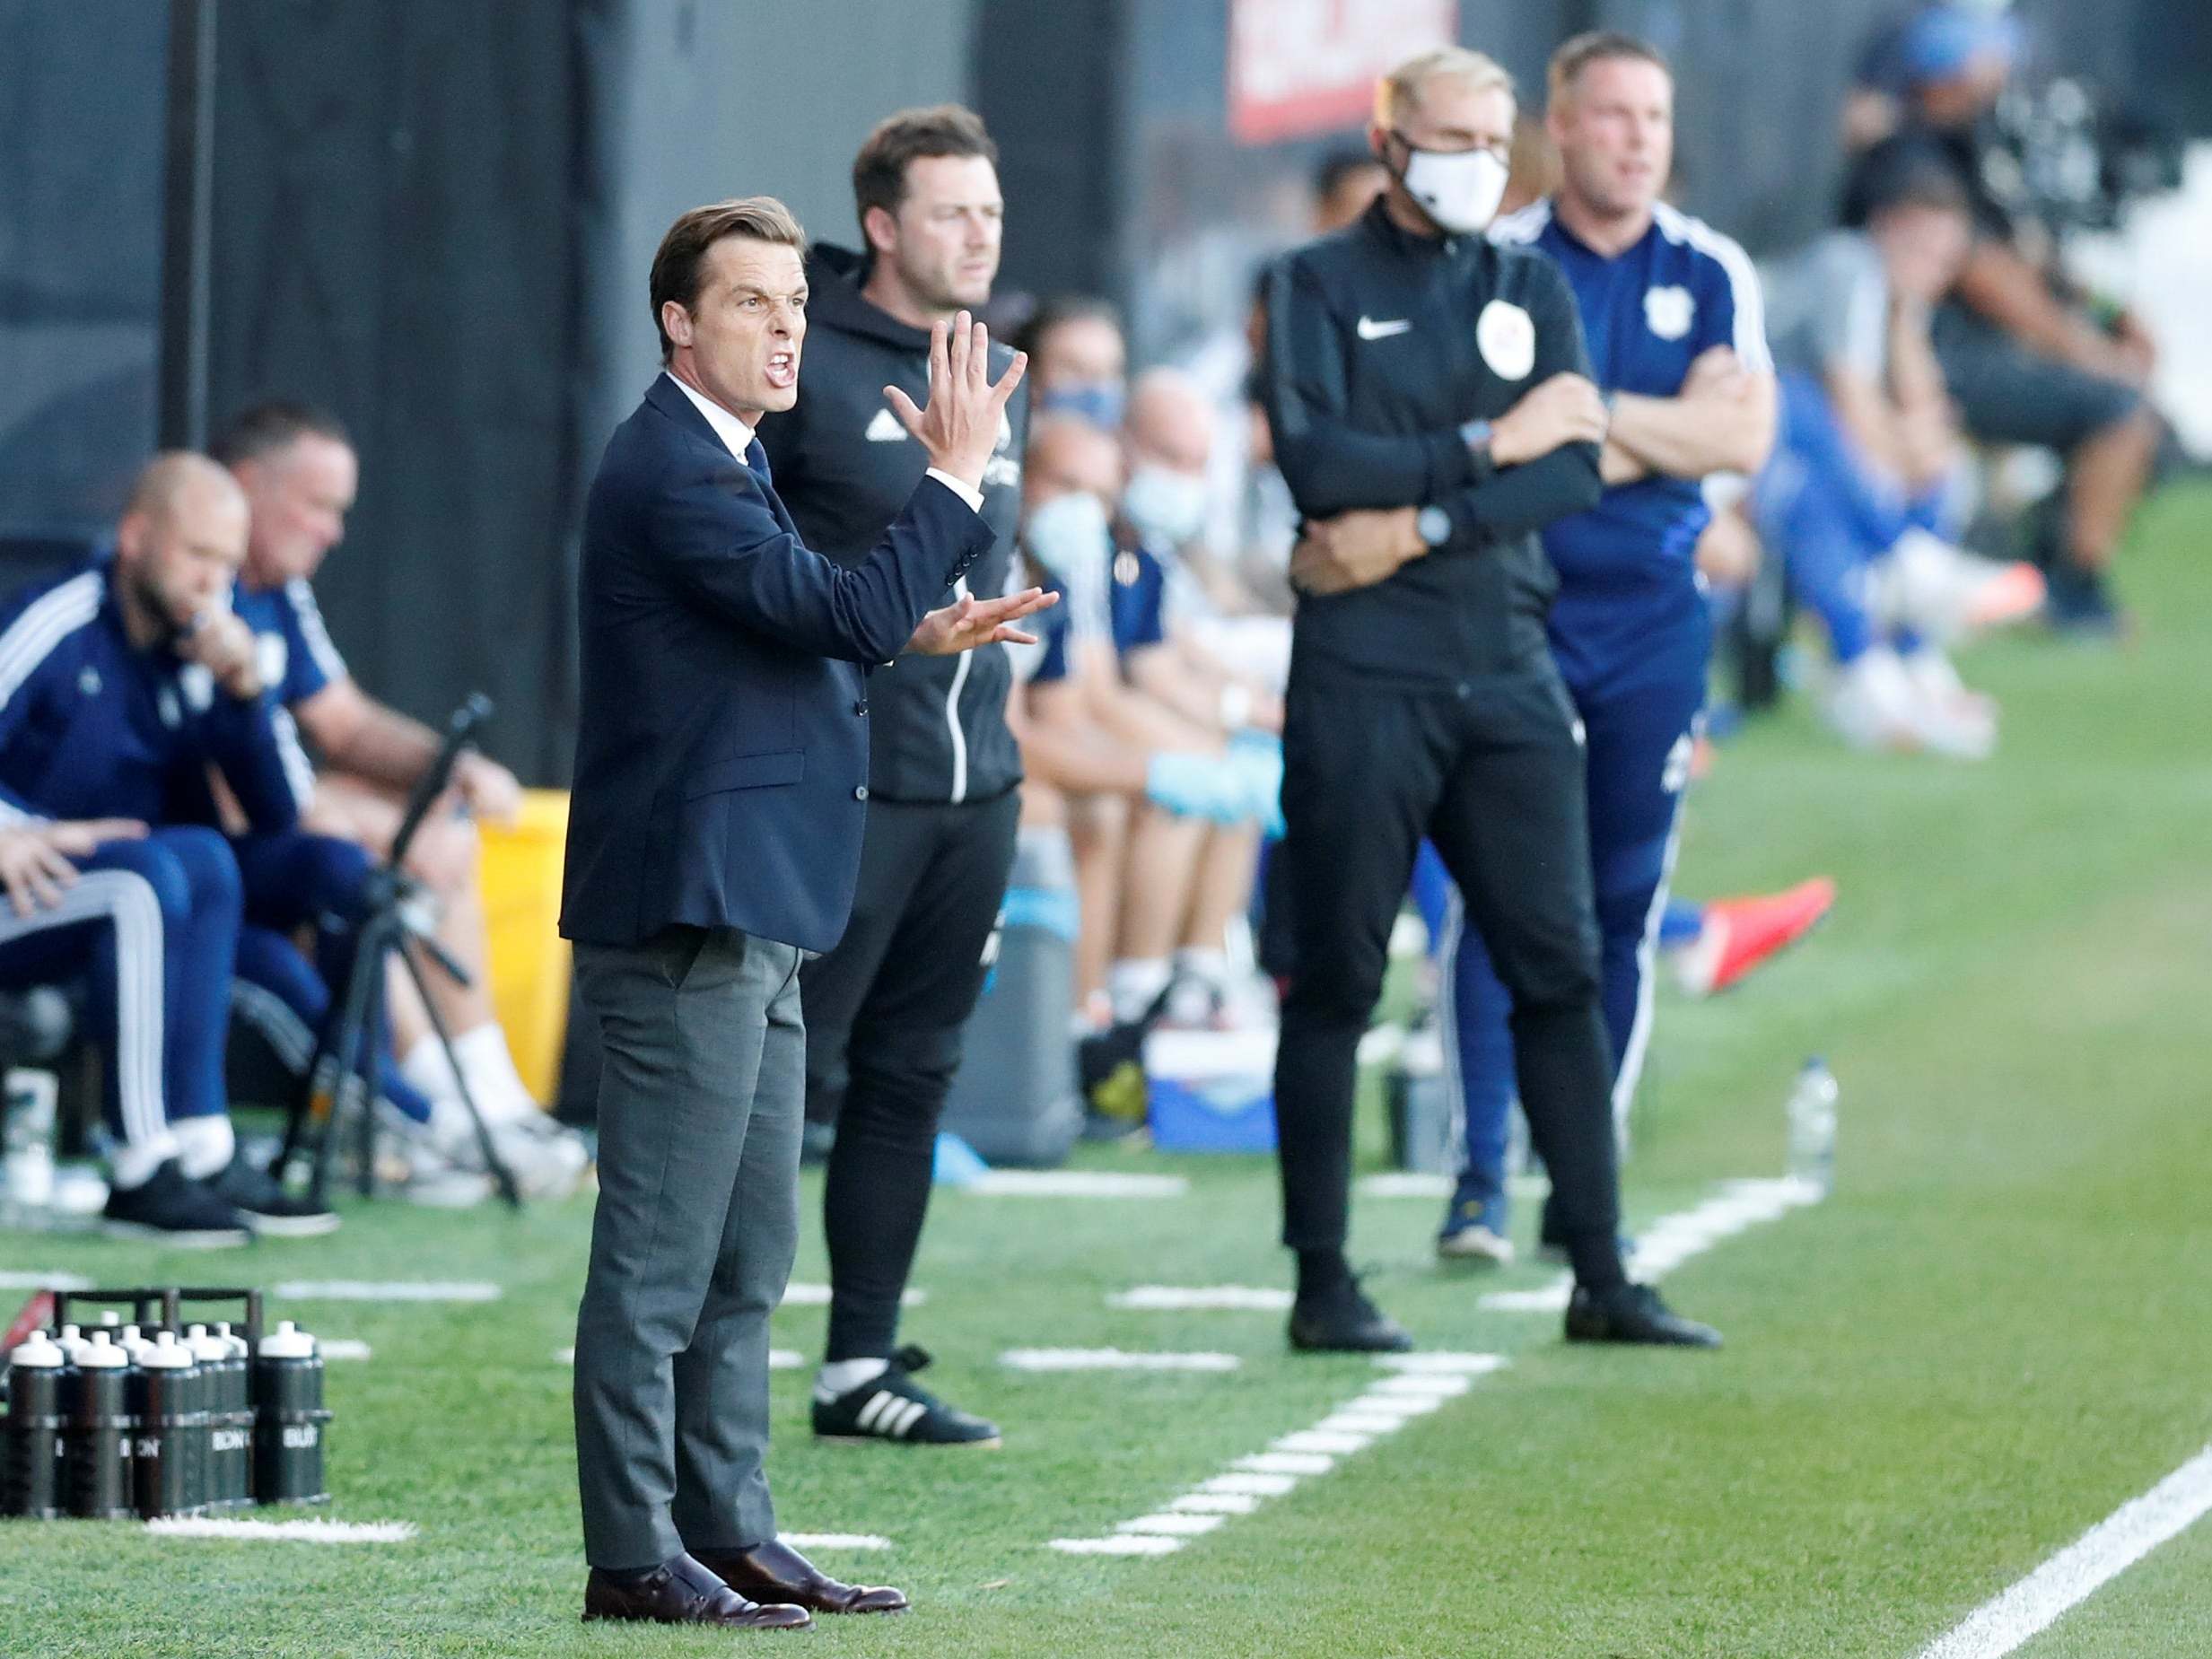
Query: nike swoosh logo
xmin=1356 ymin=316 xmax=1412 ymax=340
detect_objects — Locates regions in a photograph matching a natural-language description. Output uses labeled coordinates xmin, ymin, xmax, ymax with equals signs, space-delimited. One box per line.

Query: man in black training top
xmin=756 ymin=106 xmax=1027 ymax=1446
xmin=1259 ymin=45 xmax=1718 ymax=1352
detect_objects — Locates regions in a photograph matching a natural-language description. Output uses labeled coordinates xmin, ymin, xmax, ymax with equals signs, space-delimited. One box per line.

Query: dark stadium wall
xmin=200 ymin=0 xmax=979 ymax=789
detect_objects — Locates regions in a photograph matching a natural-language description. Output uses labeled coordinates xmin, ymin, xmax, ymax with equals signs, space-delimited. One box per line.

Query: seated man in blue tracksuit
xmin=0 ymin=453 xmax=339 ymax=1240
xmin=1437 ymin=33 xmax=1776 ymax=1262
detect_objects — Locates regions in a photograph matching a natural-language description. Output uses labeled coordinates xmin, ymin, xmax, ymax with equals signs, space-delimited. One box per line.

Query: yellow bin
xmin=478 ymin=789 xmax=573 ymax=1104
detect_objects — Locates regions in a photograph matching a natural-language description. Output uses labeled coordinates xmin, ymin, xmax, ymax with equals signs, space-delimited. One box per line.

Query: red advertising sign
xmin=1228 ymin=0 xmax=1462 ymax=144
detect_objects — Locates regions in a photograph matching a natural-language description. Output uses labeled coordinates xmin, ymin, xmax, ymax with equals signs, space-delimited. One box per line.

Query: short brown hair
xmin=210 ymin=400 xmax=351 ymax=467
xmin=1547 ymin=31 xmax=1671 ymax=108
xmin=649 ymin=196 xmax=806 ymax=362
xmin=851 ymin=105 xmax=998 ymax=239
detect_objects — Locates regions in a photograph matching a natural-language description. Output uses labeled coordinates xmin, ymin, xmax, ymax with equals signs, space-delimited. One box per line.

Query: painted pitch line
xmin=273 ymin=1279 xmax=502 ymax=1302
xmin=1481 ymin=1177 xmax=1821 ymax=1314
xmin=544 ymin=1352 xmax=845 ymax=1381
xmin=783 ymin=1282 xmax=925 ymax=1307
xmin=1357 ymin=1173 xmax=1552 ymax=1201
xmin=319 ymin=1339 xmax=372 ymax=1361
xmin=1048 ymin=1354 xmax=1502 ymax=1559
xmin=147 ymin=1517 xmax=417 ymax=1544
xmin=1914 ymin=1445 xmax=2212 ymax=1659
xmin=0 ymin=1270 xmax=92 ymax=1291
xmin=781 ymin=1532 xmax=892 ymax=1551
xmin=1107 ymin=1285 xmax=1292 ymax=1312
xmin=1001 ymin=1348 xmax=1240 ymax=1373
xmin=965 ymin=1170 xmax=1188 ymax=1199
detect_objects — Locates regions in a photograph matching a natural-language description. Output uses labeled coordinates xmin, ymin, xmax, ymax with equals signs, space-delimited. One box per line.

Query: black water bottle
xmin=214 ymin=1323 xmax=254 ymax=1510
xmin=2 ymin=1328 xmax=69 ymax=1517
xmin=64 ymin=1329 xmax=133 ymax=1519
xmin=129 ymin=1330 xmax=202 ymax=1520
xmin=188 ymin=1325 xmax=238 ymax=1511
xmin=251 ymin=1321 xmax=330 ymax=1505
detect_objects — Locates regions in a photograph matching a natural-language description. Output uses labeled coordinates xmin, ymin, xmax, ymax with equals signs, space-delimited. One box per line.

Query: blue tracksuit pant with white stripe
xmin=1444 ymin=609 xmax=1709 ymax=1203
xmin=0 ymin=826 xmax=240 ymax=1183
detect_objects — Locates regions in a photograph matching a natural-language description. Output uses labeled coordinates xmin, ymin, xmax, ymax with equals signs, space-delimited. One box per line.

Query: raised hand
xmin=907 ymin=586 xmax=1060 ymax=657
xmin=881 ymin=311 xmax=1027 ymax=493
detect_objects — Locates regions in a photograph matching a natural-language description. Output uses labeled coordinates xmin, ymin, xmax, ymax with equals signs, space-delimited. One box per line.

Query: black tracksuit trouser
xmin=1272 ymin=664 xmax=1628 ymax=1289
xmin=802 ymin=789 xmax=1020 ymax=1360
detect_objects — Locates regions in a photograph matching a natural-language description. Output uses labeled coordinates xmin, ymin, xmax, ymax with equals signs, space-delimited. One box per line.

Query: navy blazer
xmin=559 ymin=375 xmax=996 ymax=951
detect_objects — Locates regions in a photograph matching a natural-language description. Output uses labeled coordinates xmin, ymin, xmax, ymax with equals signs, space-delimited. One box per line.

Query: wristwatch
xmin=1416 ymin=505 xmax=1453 ymax=548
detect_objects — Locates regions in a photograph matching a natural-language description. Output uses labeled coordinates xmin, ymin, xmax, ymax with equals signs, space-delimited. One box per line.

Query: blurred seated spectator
xmin=1010 ymin=417 xmax=1276 ymax=1024
xmin=1310 ymin=148 xmax=1389 ymax=236
xmin=0 ymin=453 xmax=343 ymax=1241
xmin=1016 ymin=296 xmax=1129 ymax=430
xmin=1761 ymin=154 xmax=2042 ymax=756
xmin=1839 ymin=8 xmax=2166 ymax=633
xmin=211 ymin=403 xmax=587 ymax=1197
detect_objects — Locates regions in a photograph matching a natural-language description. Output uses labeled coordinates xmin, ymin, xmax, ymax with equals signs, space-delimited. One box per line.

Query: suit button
xmin=853 ymin=701 xmax=868 ymax=715
xmin=853 ymin=786 xmax=870 ymax=801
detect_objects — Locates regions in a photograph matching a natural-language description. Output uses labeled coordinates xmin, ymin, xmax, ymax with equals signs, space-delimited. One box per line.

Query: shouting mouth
xmin=765 ymin=349 xmax=798 ymax=390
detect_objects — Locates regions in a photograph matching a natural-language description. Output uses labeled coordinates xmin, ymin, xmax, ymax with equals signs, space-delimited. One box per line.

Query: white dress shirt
xmin=662 ymin=371 xmax=983 ymax=511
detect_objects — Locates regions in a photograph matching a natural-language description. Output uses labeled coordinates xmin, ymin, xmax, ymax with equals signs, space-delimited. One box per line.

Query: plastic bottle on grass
xmin=1785 ymin=1058 xmax=1838 ymax=1198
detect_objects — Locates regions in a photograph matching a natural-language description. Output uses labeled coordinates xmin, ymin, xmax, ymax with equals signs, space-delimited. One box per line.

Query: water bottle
xmin=2 ymin=1329 xmax=69 ymax=1517
xmin=1785 ymin=1058 xmax=1839 ymax=1198
xmin=2 ymin=1068 xmax=58 ymax=1211
xmin=251 ymin=1320 xmax=330 ymax=1505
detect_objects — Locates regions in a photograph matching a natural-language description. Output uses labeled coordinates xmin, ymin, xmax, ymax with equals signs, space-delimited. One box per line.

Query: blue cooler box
xmin=1145 ymin=1030 xmax=1277 ymax=1153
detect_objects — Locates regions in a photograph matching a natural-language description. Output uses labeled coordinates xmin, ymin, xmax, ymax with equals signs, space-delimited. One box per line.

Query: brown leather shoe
xmin=694 ymin=1539 xmax=910 ymax=1614
xmin=582 ymin=1551 xmax=813 ymax=1628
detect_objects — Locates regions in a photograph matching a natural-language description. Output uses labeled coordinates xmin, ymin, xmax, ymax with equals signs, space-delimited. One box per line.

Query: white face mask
xmin=1395 ymin=139 xmax=1510 ymax=236
xmin=1023 ymin=490 xmax=1113 ymax=587
xmin=1122 ymin=464 xmax=1209 ymax=549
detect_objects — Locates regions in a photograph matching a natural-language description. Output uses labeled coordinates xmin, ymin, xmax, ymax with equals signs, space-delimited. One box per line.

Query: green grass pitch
xmin=4 ymin=485 xmax=2209 ymax=1657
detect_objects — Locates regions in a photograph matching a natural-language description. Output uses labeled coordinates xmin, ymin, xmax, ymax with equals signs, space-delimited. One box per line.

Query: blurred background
xmin=4 ymin=0 xmax=2205 ymax=787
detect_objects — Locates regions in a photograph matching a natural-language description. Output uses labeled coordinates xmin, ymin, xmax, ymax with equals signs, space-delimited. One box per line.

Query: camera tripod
xmin=276 ymin=694 xmax=520 ymax=1209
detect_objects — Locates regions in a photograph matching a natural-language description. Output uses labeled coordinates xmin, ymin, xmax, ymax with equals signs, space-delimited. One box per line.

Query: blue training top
xmin=0 ymin=560 xmax=302 ymax=834
xmin=232 ymin=576 xmax=351 ymax=808
xmin=1490 ymin=198 xmax=1770 ymax=688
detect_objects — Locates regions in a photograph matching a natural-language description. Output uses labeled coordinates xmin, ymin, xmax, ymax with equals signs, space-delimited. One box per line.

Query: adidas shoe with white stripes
xmin=810 ymin=1346 xmax=1001 ymax=1447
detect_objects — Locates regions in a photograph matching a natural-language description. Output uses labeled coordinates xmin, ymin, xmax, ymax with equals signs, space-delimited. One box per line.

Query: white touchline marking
xmin=783 ymin=1283 xmax=925 ymax=1307
xmin=319 ymin=1339 xmax=372 ymax=1361
xmin=1001 ymin=1348 xmax=1241 ymax=1372
xmin=1913 ymin=1445 xmax=2212 ymax=1659
xmin=780 ymin=1532 xmax=892 ymax=1551
xmin=274 ymin=1280 xmax=502 ymax=1302
xmin=1108 ymin=1285 xmax=1292 ymax=1312
xmin=1481 ymin=1178 xmax=1821 ymax=1314
xmin=556 ymin=1347 xmax=803 ymax=1370
xmin=1048 ymin=1182 xmax=1807 ymax=1562
xmin=1358 ymin=1172 xmax=1451 ymax=1198
xmin=1049 ymin=1353 xmax=1505 ymax=1558
xmin=147 ymin=1517 xmax=416 ymax=1544
xmin=0 ymin=1270 xmax=91 ymax=1291
xmin=966 ymin=1170 xmax=1188 ymax=1198
xmin=1053 ymin=1534 xmax=1182 ymax=1556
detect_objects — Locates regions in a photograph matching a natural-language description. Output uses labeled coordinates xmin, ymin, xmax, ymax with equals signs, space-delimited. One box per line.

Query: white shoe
xmin=1824 ymin=647 xmax=1925 ymax=753
xmin=1902 ymin=649 xmax=1998 ymax=761
xmin=1436 ymin=1222 xmax=1517 ymax=1266
xmin=1871 ymin=529 xmax=2047 ymax=643
xmin=424 ymin=1095 xmax=590 ymax=1200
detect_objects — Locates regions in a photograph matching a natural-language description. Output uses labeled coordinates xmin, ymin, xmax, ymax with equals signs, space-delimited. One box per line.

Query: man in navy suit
xmin=561 ymin=196 xmax=1044 ymax=1631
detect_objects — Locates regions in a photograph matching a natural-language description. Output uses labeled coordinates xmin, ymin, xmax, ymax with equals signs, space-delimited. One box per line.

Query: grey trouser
xmin=571 ymin=924 xmax=804 ymax=1570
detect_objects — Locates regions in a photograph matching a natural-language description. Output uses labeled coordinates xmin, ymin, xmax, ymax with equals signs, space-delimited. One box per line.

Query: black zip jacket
xmin=1261 ymin=197 xmax=1603 ymax=685
xmin=756 ymin=244 xmax=1027 ymax=804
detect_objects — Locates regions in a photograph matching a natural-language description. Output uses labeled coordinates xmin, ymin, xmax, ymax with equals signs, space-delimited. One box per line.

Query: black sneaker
xmin=102 ymin=1159 xmax=252 ymax=1247
xmin=1288 ymin=1276 xmax=1412 ymax=1353
xmin=811 ymin=1347 xmax=1001 ymax=1447
xmin=210 ymin=1151 xmax=341 ymax=1238
xmin=1564 ymin=1282 xmax=1721 ymax=1348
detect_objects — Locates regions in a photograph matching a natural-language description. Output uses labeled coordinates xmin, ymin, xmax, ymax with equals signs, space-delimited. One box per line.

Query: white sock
xmin=172 ymin=1115 xmax=236 ymax=1182
xmin=399 ymin=1032 xmax=464 ymax=1101
xmin=1107 ymin=957 xmax=1173 ymax=1024
xmin=454 ymin=1024 xmax=539 ymax=1124
xmin=1173 ymin=947 xmax=1231 ymax=993
xmin=109 ymin=1131 xmax=181 ymax=1192
xmin=815 ymin=1356 xmax=889 ymax=1402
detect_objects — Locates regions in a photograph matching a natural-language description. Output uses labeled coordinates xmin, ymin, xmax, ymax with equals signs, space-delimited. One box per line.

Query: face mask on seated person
xmin=1122 ymin=464 xmax=1209 ymax=551
xmin=1036 ymin=380 xmax=1126 ymax=430
xmin=1022 ymin=490 xmax=1114 ymax=589
xmin=1390 ymin=135 xmax=1509 ymax=236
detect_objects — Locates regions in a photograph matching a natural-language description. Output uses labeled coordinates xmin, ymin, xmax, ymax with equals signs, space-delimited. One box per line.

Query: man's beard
xmin=128 ymin=567 xmax=190 ymax=650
